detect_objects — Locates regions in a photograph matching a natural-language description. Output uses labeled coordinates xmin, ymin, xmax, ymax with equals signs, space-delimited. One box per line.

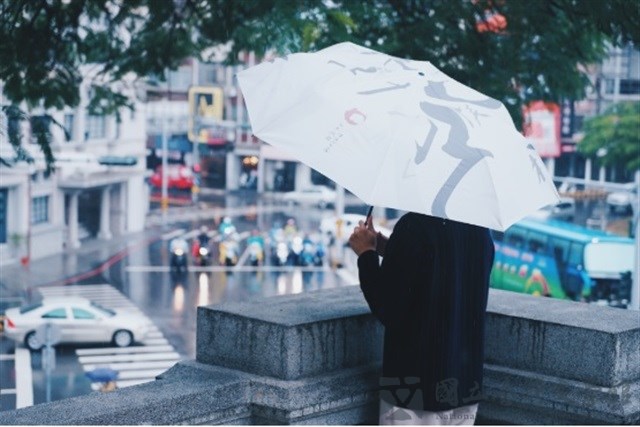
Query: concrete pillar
xmin=67 ymin=192 xmax=81 ymax=249
xmin=257 ymin=156 xmax=266 ymax=193
xmin=98 ymin=186 xmax=112 ymax=240
xmin=105 ymin=115 xmax=117 ymax=140
xmin=127 ymin=176 xmax=146 ymax=233
xmin=294 ymin=163 xmax=312 ymax=190
xmin=585 ymin=159 xmax=592 ymax=184
xmin=72 ymin=84 xmax=87 ymax=143
xmin=226 ymin=153 xmax=240 ymax=191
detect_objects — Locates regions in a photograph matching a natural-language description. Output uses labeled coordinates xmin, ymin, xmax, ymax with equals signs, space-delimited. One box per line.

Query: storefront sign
xmin=523 ymin=101 xmax=561 ymax=158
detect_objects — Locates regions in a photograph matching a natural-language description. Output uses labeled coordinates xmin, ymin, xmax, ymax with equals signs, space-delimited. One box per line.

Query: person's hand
xmin=348 ymin=220 xmax=377 ymax=256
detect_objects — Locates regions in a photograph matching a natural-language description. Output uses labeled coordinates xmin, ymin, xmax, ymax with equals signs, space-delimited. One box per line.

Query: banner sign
xmin=523 ymin=101 xmax=561 ymax=158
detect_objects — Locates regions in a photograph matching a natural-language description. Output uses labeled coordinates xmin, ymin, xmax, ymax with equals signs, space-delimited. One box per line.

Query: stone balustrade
xmin=1 ymin=286 xmax=638 ymax=425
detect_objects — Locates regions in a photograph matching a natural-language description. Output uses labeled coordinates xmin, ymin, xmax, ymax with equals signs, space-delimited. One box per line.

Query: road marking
xmin=161 ymin=229 xmax=186 ymax=241
xmin=143 ymin=337 xmax=169 ymax=346
xmin=83 ymin=360 xmax=179 ymax=372
xmin=76 ymin=345 xmax=174 ymax=356
xmin=0 ymin=388 xmax=17 ymax=395
xmin=40 ymin=284 xmax=183 ymax=391
xmin=0 ymin=354 xmax=15 ymax=361
xmin=15 ymin=348 xmax=33 ymax=408
xmin=126 ymin=265 xmax=332 ymax=273
xmin=79 ymin=351 xmax=181 ymax=364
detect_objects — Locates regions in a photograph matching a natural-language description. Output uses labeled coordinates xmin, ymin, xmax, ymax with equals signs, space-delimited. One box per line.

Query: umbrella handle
xmin=365 ymin=206 xmax=374 ymax=227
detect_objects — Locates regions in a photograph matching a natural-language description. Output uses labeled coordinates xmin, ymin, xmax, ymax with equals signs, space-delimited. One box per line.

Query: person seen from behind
xmin=348 ymin=213 xmax=494 ymax=425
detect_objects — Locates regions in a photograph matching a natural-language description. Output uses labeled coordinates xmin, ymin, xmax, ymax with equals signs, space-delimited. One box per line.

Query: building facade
xmin=0 ymin=70 xmax=148 ymax=266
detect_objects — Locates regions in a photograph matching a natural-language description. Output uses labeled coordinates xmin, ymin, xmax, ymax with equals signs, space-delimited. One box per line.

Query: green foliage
xmin=578 ymin=102 xmax=640 ymax=171
xmin=1 ymin=0 xmax=639 ymax=170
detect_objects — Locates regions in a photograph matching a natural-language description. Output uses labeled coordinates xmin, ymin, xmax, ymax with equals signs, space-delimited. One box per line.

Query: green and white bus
xmin=490 ymin=218 xmax=635 ymax=308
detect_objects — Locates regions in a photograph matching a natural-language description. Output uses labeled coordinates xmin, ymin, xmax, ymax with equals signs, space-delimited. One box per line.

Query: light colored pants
xmin=379 ymin=398 xmax=478 ymax=425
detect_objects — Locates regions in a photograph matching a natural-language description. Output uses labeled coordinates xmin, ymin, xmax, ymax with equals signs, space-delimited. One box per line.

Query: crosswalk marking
xmin=38 ymin=284 xmax=183 ymax=390
xmin=0 ymin=354 xmax=15 ymax=361
xmin=15 ymin=348 xmax=33 ymax=408
xmin=79 ymin=351 xmax=180 ymax=365
xmin=83 ymin=360 xmax=179 ymax=372
xmin=76 ymin=345 xmax=174 ymax=356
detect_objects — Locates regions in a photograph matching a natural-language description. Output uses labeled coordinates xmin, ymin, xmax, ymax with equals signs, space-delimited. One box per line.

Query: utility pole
xmin=161 ymin=98 xmax=169 ymax=226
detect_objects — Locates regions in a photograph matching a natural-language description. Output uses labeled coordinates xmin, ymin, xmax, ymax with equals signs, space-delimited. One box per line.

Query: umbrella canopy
xmin=237 ymin=42 xmax=559 ymax=231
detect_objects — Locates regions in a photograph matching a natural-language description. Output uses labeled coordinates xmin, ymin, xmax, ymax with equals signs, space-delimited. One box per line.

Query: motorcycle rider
xmin=194 ymin=226 xmax=211 ymax=266
xmin=169 ymin=237 xmax=189 ymax=273
xmin=247 ymin=229 xmax=265 ymax=266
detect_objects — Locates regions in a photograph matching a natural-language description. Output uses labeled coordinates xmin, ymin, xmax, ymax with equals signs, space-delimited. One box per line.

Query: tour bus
xmin=490 ymin=218 xmax=635 ymax=307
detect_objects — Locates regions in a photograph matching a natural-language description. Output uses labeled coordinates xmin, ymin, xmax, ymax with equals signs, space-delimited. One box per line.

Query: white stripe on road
xmin=79 ymin=351 xmax=180 ymax=364
xmin=83 ymin=360 xmax=179 ymax=372
xmin=76 ymin=345 xmax=174 ymax=356
xmin=0 ymin=389 xmax=16 ymax=395
xmin=161 ymin=229 xmax=186 ymax=241
xmin=126 ymin=265 xmax=332 ymax=273
xmin=112 ymin=368 xmax=167 ymax=380
xmin=0 ymin=354 xmax=15 ymax=361
xmin=15 ymin=348 xmax=33 ymax=409
xmin=143 ymin=337 xmax=169 ymax=346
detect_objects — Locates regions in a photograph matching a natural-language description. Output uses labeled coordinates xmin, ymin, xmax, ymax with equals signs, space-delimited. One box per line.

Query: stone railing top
xmin=208 ymin=286 xmax=371 ymax=325
xmin=487 ymin=288 xmax=639 ymax=333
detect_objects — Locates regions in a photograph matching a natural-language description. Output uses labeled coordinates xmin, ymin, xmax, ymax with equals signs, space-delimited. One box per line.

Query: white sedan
xmin=3 ymin=297 xmax=151 ymax=351
xmin=282 ymin=186 xmax=336 ymax=208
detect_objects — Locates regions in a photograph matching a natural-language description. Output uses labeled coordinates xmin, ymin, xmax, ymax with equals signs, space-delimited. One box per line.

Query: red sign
xmin=523 ymin=101 xmax=561 ymax=158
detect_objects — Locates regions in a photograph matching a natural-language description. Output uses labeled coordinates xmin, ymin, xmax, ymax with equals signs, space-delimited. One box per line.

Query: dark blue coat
xmin=357 ymin=213 xmax=495 ymax=412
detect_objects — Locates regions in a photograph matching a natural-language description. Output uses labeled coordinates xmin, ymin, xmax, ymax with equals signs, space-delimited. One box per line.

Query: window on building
xmin=603 ymin=78 xmax=615 ymax=94
xmin=85 ymin=114 xmax=106 ymax=140
xmin=64 ymin=113 xmax=74 ymax=141
xmin=619 ymin=79 xmax=640 ymax=95
xmin=31 ymin=195 xmax=49 ymax=225
xmin=0 ymin=189 xmax=7 ymax=244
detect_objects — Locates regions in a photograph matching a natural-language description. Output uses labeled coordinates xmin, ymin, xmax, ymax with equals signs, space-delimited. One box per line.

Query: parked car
xmin=528 ymin=197 xmax=576 ymax=222
xmin=282 ymin=185 xmax=336 ymax=208
xmin=149 ymin=164 xmax=194 ymax=190
xmin=606 ymin=190 xmax=637 ymax=215
xmin=320 ymin=214 xmax=393 ymax=242
xmin=3 ymin=297 xmax=151 ymax=351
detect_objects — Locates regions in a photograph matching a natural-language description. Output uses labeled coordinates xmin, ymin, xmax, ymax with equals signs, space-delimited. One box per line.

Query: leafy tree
xmin=578 ymin=101 xmax=640 ymax=171
xmin=1 ymin=0 xmax=639 ymax=169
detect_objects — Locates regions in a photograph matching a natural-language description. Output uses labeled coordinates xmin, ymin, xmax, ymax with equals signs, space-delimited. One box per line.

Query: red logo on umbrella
xmin=345 ymin=108 xmax=366 ymax=125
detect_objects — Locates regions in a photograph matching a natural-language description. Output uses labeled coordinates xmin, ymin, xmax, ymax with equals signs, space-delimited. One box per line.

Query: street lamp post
xmin=161 ymin=99 xmax=169 ymax=226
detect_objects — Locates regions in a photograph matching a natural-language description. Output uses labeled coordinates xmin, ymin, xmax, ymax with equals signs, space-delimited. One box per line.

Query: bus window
xmin=527 ymin=231 xmax=548 ymax=254
xmin=505 ymin=227 xmax=526 ymax=249
xmin=568 ymin=242 xmax=585 ymax=268
xmin=550 ymin=238 xmax=570 ymax=262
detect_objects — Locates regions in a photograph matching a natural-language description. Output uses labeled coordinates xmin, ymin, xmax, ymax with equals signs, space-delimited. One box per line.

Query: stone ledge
xmin=0 ymin=362 xmax=250 ymax=425
xmin=486 ymin=289 xmax=640 ymax=387
xmin=197 ymin=286 xmax=383 ymax=380
xmin=482 ymin=363 xmax=640 ymax=425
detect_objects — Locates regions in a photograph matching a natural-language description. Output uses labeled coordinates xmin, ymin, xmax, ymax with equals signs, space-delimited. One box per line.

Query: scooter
xmin=170 ymin=238 xmax=188 ymax=274
xmin=196 ymin=245 xmax=210 ymax=266
xmin=248 ymin=241 xmax=264 ymax=266
xmin=219 ymin=239 xmax=239 ymax=267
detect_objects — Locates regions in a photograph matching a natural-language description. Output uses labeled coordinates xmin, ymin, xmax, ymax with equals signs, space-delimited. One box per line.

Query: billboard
xmin=188 ymin=86 xmax=224 ymax=144
xmin=523 ymin=101 xmax=561 ymax=158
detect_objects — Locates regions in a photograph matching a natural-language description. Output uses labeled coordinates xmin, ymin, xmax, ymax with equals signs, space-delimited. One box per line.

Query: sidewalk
xmin=0 ymin=227 xmax=163 ymax=301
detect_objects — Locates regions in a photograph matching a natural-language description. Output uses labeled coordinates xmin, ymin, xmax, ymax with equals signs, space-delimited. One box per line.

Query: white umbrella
xmin=237 ymin=42 xmax=559 ymax=231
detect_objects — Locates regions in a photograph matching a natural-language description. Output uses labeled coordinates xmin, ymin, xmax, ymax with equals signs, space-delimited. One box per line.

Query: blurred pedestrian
xmin=348 ymin=213 xmax=494 ymax=425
